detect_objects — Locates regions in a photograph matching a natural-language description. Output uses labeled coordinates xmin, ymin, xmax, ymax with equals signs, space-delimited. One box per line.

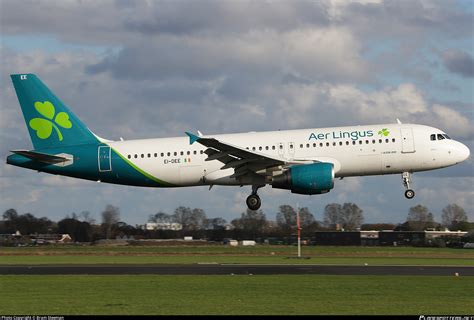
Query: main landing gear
xmin=402 ymin=171 xmax=415 ymax=199
xmin=246 ymin=185 xmax=264 ymax=210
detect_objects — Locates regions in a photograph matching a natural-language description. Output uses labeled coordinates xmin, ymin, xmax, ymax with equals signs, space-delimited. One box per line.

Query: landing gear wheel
xmin=246 ymin=194 xmax=261 ymax=210
xmin=405 ymin=189 xmax=415 ymax=199
xmin=401 ymin=172 xmax=415 ymax=200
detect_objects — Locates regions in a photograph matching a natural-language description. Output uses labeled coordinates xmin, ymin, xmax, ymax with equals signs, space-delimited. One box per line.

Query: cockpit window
xmin=437 ymin=134 xmax=445 ymax=140
xmin=430 ymin=134 xmax=436 ymax=141
xmin=442 ymin=134 xmax=451 ymax=139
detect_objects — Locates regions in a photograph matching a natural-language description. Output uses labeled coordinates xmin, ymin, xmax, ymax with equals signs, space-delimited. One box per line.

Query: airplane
xmin=7 ymin=74 xmax=471 ymax=210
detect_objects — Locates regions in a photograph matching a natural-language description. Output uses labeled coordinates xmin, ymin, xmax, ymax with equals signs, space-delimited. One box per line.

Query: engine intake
xmin=271 ymin=162 xmax=334 ymax=195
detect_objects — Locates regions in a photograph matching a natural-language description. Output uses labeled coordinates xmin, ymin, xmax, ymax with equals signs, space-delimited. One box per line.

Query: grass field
xmin=1 ymin=245 xmax=473 ymax=265
xmin=1 ymin=275 xmax=472 ymax=315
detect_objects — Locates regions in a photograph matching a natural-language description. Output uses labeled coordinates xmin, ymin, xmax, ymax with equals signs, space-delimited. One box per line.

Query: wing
xmin=186 ymin=132 xmax=286 ymax=179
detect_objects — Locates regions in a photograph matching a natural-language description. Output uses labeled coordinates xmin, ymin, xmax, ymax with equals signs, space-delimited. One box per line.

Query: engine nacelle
xmin=271 ymin=162 xmax=334 ymax=195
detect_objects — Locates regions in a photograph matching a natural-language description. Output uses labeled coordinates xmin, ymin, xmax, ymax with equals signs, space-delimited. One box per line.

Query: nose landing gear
xmin=246 ymin=185 xmax=264 ymax=210
xmin=402 ymin=172 xmax=415 ymax=199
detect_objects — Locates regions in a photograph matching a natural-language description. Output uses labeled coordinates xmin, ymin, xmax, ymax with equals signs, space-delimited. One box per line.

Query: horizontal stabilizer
xmin=10 ymin=150 xmax=71 ymax=164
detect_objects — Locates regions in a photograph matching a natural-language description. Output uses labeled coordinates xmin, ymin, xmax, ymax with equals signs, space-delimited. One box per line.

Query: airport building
xmin=314 ymin=230 xmax=468 ymax=246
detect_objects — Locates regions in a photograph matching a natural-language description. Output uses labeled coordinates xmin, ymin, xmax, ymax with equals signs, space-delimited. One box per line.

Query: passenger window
xmin=161 ymin=153 xmax=164 ymax=157
xmin=430 ymin=134 xmax=436 ymax=141
xmin=127 ymin=155 xmax=131 ymax=159
xmin=174 ymin=152 xmax=177 ymax=156
xmin=290 ymin=144 xmax=294 ymax=149
xmin=200 ymin=150 xmax=204 ymax=154
xmin=187 ymin=151 xmax=191 ymax=155
xmin=279 ymin=145 xmax=283 ymax=149
xmin=365 ymin=140 xmax=369 ymax=144
xmin=313 ymin=143 xmax=316 ymax=147
xmin=306 ymin=143 xmax=310 ymax=148
xmin=193 ymin=151 xmax=197 ymax=155
xmin=392 ymin=138 xmax=396 ymax=142
xmin=352 ymin=141 xmax=356 ymax=145
xmin=378 ymin=139 xmax=382 ymax=143
xmin=134 ymin=154 xmax=138 ymax=158
xmin=141 ymin=154 xmax=144 ymax=158
xmin=385 ymin=139 xmax=389 ymax=143
xmin=154 ymin=153 xmax=157 ymax=157
xmin=346 ymin=141 xmax=349 ymax=145
xmin=300 ymin=144 xmax=303 ymax=148
xmin=259 ymin=146 xmax=262 ymax=151
xmin=359 ymin=140 xmax=363 ymax=145
xmin=148 ymin=153 xmax=151 ymax=158
xmin=326 ymin=142 xmax=330 ymax=147
xmin=167 ymin=152 xmax=171 ymax=156
xmin=272 ymin=146 xmax=276 ymax=150
xmin=372 ymin=140 xmax=376 ymax=144
xmin=437 ymin=134 xmax=445 ymax=140
xmin=320 ymin=143 xmax=323 ymax=147
xmin=332 ymin=142 xmax=336 ymax=146
xmin=266 ymin=146 xmax=269 ymax=150
xmin=252 ymin=147 xmax=256 ymax=151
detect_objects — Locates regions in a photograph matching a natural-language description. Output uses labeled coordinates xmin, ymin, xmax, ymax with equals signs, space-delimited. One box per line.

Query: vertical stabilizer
xmin=10 ymin=74 xmax=99 ymax=150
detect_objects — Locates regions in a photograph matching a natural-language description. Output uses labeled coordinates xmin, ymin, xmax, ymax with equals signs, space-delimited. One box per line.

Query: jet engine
xmin=271 ymin=162 xmax=334 ymax=195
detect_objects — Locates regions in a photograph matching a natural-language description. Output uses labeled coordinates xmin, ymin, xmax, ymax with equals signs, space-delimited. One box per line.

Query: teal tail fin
xmin=10 ymin=74 xmax=99 ymax=150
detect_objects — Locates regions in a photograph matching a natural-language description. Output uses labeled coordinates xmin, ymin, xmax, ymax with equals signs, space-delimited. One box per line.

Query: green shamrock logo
xmin=378 ymin=128 xmax=390 ymax=137
xmin=29 ymin=101 xmax=72 ymax=141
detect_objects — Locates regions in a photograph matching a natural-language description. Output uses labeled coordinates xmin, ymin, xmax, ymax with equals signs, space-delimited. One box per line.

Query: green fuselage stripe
xmin=112 ymin=147 xmax=176 ymax=187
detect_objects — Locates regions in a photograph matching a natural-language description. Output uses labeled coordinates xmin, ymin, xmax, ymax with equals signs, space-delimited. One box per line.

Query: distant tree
xmin=407 ymin=205 xmax=435 ymax=231
xmin=189 ymin=208 xmax=207 ymax=231
xmin=3 ymin=208 xmax=19 ymax=221
xmin=79 ymin=211 xmax=96 ymax=224
xmin=172 ymin=206 xmax=193 ymax=231
xmin=172 ymin=207 xmax=207 ymax=231
xmin=2 ymin=209 xmax=19 ymax=233
xmin=114 ymin=221 xmax=139 ymax=237
xmin=276 ymin=205 xmax=317 ymax=234
xmin=441 ymin=204 xmax=468 ymax=230
xmin=231 ymin=209 xmax=267 ymax=239
xmin=57 ymin=218 xmax=92 ymax=242
xmin=2 ymin=209 xmax=53 ymax=234
xmin=299 ymin=207 xmax=316 ymax=228
xmin=205 ymin=217 xmax=227 ymax=230
xmin=323 ymin=203 xmax=342 ymax=227
xmin=339 ymin=203 xmax=364 ymax=231
xmin=149 ymin=211 xmax=172 ymax=223
xmin=276 ymin=205 xmax=296 ymax=232
xmin=101 ymin=205 xmax=120 ymax=239
xmin=205 ymin=217 xmax=227 ymax=241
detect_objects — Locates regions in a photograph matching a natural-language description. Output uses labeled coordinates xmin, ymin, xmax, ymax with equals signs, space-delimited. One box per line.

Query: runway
xmin=1 ymin=264 xmax=473 ymax=276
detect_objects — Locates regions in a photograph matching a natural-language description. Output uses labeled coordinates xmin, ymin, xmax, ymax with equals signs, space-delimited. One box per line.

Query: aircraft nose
xmin=456 ymin=142 xmax=470 ymax=163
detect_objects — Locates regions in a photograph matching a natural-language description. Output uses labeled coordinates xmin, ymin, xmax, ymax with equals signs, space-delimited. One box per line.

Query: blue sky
xmin=1 ymin=0 xmax=473 ymax=226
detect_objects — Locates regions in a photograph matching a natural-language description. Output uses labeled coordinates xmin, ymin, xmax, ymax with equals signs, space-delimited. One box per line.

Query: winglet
xmin=185 ymin=132 xmax=200 ymax=145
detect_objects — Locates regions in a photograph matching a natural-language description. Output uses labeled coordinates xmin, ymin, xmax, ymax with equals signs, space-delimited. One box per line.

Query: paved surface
xmin=1 ymin=264 xmax=473 ymax=276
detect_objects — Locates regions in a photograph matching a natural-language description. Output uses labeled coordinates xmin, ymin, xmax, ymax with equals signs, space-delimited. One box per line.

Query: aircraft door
xmin=401 ymin=128 xmax=415 ymax=153
xmin=98 ymin=146 xmax=112 ymax=172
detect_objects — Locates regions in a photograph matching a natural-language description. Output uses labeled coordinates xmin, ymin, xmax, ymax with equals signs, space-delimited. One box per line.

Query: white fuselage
xmin=109 ymin=123 xmax=470 ymax=187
